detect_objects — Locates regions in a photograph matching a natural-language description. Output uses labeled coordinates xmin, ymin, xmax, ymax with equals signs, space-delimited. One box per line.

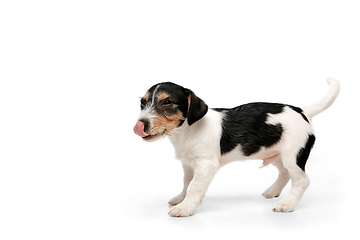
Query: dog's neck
xmin=168 ymin=109 xmax=221 ymax=149
xmin=167 ymin=109 xmax=223 ymax=162
xmin=168 ymin=120 xmax=191 ymax=147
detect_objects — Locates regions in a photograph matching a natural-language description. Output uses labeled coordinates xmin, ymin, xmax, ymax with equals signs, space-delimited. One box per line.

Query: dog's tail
xmin=302 ymin=78 xmax=340 ymax=120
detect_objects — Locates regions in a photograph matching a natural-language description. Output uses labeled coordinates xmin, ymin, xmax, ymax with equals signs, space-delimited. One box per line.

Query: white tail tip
xmin=302 ymin=78 xmax=340 ymax=119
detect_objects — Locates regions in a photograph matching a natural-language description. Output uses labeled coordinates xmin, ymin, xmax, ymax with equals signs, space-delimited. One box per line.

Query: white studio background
xmin=0 ymin=1 xmax=359 ymax=239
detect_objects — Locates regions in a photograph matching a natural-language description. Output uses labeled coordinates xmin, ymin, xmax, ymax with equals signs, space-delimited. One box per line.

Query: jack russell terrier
xmin=133 ymin=78 xmax=340 ymax=217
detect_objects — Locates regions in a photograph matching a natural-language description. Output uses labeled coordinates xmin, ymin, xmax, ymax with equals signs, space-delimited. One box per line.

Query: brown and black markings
xmin=139 ymin=82 xmax=208 ymax=140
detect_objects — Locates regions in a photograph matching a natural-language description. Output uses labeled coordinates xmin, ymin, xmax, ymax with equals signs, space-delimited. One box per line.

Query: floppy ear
xmin=185 ymin=89 xmax=208 ymax=126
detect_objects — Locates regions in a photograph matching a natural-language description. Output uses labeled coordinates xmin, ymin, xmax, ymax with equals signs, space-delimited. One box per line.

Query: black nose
xmin=140 ymin=119 xmax=149 ymax=132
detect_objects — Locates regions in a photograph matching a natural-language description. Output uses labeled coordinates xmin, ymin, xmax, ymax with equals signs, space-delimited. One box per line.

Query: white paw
xmin=262 ymin=187 xmax=281 ymax=199
xmin=168 ymin=202 xmax=196 ymax=217
xmin=273 ymin=200 xmax=296 ymax=213
xmin=168 ymin=193 xmax=186 ymax=206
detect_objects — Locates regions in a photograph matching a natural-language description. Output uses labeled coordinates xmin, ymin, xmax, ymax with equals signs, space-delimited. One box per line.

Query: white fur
xmin=168 ymin=110 xmax=222 ymax=216
xmin=302 ymin=78 xmax=340 ymax=119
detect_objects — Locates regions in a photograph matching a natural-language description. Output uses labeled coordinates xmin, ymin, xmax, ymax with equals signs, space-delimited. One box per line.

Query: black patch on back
xmin=214 ymin=103 xmax=284 ymax=156
xmin=296 ymin=134 xmax=316 ymax=171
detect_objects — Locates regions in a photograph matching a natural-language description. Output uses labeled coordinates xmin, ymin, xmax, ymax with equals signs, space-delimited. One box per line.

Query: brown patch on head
xmin=140 ymin=92 xmax=150 ymax=110
xmin=151 ymin=109 xmax=184 ymax=136
xmin=142 ymin=92 xmax=150 ymax=101
xmin=157 ymin=92 xmax=170 ymax=102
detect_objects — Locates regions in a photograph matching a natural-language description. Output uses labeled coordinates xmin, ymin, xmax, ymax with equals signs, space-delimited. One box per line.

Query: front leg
xmin=168 ymin=163 xmax=194 ymax=206
xmin=169 ymin=159 xmax=219 ymax=217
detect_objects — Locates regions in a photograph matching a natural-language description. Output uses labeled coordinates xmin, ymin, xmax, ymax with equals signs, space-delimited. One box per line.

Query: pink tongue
xmin=133 ymin=121 xmax=150 ymax=137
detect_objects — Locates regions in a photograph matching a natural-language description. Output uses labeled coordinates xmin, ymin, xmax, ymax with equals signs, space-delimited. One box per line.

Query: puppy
xmin=133 ymin=78 xmax=340 ymax=217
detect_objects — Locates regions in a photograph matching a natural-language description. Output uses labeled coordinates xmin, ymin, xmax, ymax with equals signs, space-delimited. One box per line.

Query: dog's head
xmin=133 ymin=82 xmax=208 ymax=141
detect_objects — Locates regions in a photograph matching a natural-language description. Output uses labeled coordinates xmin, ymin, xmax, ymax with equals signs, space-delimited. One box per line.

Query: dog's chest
xmin=169 ymin=110 xmax=223 ymax=163
xmin=169 ymin=130 xmax=209 ymax=163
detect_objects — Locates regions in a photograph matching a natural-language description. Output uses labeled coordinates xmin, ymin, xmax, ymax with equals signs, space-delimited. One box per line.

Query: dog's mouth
xmin=142 ymin=131 xmax=166 ymax=141
xmin=133 ymin=121 xmax=166 ymax=141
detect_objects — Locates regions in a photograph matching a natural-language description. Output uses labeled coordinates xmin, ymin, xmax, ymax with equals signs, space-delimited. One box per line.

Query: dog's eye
xmin=162 ymin=99 xmax=173 ymax=106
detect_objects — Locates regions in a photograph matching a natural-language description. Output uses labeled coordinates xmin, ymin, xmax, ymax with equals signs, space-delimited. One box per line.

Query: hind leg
xmin=262 ymin=158 xmax=290 ymax=199
xmin=273 ymin=167 xmax=310 ymax=212
xmin=273 ymin=133 xmax=315 ymax=212
xmin=273 ymin=153 xmax=310 ymax=212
